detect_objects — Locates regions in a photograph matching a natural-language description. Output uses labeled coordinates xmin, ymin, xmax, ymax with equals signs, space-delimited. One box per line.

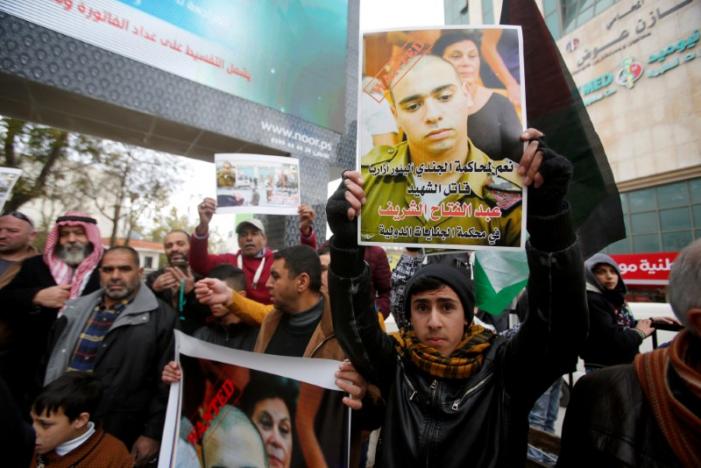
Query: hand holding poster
xmin=358 ymin=27 xmax=527 ymax=250
xmin=159 ymin=331 xmax=350 ymax=468
xmin=215 ymin=154 xmax=301 ymax=215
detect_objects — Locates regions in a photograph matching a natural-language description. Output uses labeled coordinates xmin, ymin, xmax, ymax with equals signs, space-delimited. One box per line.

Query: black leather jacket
xmin=558 ymin=364 xmax=681 ymax=467
xmin=329 ymin=207 xmax=587 ymax=467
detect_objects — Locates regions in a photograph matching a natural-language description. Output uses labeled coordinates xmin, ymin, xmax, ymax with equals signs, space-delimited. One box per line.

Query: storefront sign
xmin=611 ymin=251 xmax=678 ymax=285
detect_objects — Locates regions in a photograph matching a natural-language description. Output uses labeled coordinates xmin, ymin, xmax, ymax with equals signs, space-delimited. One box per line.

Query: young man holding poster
xmin=328 ymin=144 xmax=586 ymax=466
xmin=360 ymin=54 xmax=531 ymax=248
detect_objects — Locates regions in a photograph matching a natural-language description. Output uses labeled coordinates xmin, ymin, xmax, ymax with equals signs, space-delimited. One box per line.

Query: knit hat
xmin=403 ymin=263 xmax=475 ymax=326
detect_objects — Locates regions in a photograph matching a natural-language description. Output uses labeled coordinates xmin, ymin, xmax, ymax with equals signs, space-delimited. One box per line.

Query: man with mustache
xmin=0 ymin=211 xmax=103 ymax=413
xmin=44 ymin=246 xmax=176 ymax=466
xmin=360 ymin=54 xmax=529 ymax=246
xmin=189 ymin=200 xmax=318 ymax=304
xmin=146 ymin=229 xmax=209 ymax=334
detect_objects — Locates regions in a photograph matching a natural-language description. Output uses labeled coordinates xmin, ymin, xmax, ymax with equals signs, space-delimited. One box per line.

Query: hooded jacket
xmin=581 ymin=253 xmax=643 ymax=368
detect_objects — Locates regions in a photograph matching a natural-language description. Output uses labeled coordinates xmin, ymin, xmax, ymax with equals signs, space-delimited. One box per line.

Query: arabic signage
xmin=564 ymin=0 xmax=699 ymax=107
xmin=159 ymin=332 xmax=350 ymax=468
xmin=570 ymin=0 xmax=695 ymax=74
xmin=576 ymin=28 xmax=698 ymax=106
xmin=358 ymin=26 xmax=527 ymax=251
xmin=214 ymin=154 xmax=301 ymax=215
xmin=611 ymin=251 xmax=678 ymax=285
xmin=0 ymin=0 xmax=348 ymax=132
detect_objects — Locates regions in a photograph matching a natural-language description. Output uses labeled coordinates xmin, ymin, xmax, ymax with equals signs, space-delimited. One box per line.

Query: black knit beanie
xmin=402 ymin=263 xmax=475 ymax=326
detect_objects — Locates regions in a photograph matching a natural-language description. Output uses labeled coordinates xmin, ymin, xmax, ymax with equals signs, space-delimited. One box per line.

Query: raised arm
xmin=326 ymin=173 xmax=398 ymax=393
xmin=503 ymin=141 xmax=587 ymax=403
xmin=189 ymin=197 xmax=235 ymax=275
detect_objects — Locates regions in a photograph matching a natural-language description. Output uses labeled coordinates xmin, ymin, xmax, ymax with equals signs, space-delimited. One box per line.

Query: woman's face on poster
xmin=251 ymin=397 xmax=293 ymax=468
xmin=442 ymin=39 xmax=481 ymax=83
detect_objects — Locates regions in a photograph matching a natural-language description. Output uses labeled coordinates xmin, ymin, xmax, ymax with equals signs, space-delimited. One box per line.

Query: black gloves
xmin=527 ymin=142 xmax=573 ymax=217
xmin=326 ymin=176 xmax=358 ymax=249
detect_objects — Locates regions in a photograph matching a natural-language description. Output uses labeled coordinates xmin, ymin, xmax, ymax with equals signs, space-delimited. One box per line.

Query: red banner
xmin=610 ymin=252 xmax=678 ymax=285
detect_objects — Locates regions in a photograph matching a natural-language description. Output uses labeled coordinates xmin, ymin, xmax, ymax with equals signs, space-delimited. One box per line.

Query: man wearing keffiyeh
xmin=327 ymin=134 xmax=588 ymax=467
xmin=0 ymin=211 xmax=103 ymax=415
xmin=559 ymin=238 xmax=701 ymax=468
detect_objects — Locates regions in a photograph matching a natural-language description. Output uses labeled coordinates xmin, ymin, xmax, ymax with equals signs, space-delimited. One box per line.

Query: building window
xmin=144 ymin=256 xmax=153 ymax=269
xmin=605 ymin=178 xmax=701 ymax=254
xmin=545 ymin=0 xmax=619 ymax=40
xmin=481 ymin=0 xmax=494 ymax=24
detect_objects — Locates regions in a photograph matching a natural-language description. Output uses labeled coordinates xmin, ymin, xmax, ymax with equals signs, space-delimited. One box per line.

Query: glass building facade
xmin=545 ymin=0 xmax=619 ymax=39
xmin=606 ymin=178 xmax=701 ymax=254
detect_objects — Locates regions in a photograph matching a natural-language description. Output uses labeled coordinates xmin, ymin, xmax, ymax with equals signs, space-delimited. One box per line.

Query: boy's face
xmin=31 ymin=408 xmax=88 ymax=455
xmin=210 ymin=304 xmax=241 ymax=324
xmin=210 ymin=278 xmax=245 ymax=324
xmin=409 ymin=285 xmax=467 ymax=357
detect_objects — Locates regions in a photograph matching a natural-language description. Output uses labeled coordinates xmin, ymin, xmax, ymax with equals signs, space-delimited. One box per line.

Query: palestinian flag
xmin=475 ymin=0 xmax=626 ymax=315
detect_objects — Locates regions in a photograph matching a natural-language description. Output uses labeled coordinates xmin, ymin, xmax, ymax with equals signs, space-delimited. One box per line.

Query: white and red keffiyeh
xmin=42 ymin=211 xmax=103 ymax=300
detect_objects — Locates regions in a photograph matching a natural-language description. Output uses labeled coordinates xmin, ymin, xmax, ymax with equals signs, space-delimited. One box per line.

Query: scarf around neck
xmin=634 ymin=330 xmax=701 ymax=467
xmin=43 ymin=212 xmax=103 ymax=303
xmin=396 ymin=324 xmax=495 ymax=379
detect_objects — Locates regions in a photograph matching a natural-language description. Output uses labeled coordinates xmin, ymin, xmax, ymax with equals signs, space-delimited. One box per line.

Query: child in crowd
xmin=30 ymin=372 xmax=132 ymax=467
xmin=193 ymin=264 xmax=260 ymax=351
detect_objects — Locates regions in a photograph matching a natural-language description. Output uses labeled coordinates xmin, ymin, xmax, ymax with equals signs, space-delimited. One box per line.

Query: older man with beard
xmin=0 ymin=211 xmax=103 ymax=414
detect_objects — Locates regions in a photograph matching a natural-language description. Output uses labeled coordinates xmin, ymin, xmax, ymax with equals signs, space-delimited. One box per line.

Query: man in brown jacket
xmin=167 ymin=245 xmax=376 ymax=466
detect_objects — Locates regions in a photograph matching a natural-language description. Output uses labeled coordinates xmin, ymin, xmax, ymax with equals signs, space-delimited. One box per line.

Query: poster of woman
xmin=159 ymin=332 xmax=350 ymax=468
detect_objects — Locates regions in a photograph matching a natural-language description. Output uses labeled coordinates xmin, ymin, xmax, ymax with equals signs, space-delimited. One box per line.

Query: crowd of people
xmin=0 ymin=135 xmax=698 ymax=467
xmin=0 ymin=29 xmax=698 ymax=467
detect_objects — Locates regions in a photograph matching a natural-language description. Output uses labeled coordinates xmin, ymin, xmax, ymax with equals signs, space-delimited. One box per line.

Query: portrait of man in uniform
xmin=359 ymin=51 xmax=525 ymax=248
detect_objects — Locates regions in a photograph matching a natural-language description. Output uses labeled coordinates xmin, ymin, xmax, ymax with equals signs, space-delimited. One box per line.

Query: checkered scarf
xmin=43 ymin=211 xmax=103 ymax=301
xmin=396 ymin=324 xmax=495 ymax=379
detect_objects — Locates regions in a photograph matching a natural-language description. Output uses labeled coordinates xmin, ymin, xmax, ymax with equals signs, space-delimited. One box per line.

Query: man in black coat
xmin=558 ymin=238 xmax=701 ymax=467
xmin=0 ymin=212 xmax=103 ymax=413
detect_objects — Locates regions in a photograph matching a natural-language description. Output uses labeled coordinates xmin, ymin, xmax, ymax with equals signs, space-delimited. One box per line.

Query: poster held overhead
xmin=215 ymin=154 xmax=301 ymax=215
xmin=358 ymin=26 xmax=527 ymax=250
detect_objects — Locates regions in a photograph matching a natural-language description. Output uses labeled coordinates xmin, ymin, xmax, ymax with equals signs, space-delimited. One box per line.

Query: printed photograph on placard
xmin=215 ymin=154 xmax=300 ymax=215
xmin=358 ymin=26 xmax=527 ymax=250
xmin=159 ymin=332 xmax=350 ymax=468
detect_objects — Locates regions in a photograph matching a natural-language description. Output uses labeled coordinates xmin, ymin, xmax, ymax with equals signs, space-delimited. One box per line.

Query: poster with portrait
xmin=0 ymin=167 xmax=22 ymax=212
xmin=358 ymin=26 xmax=527 ymax=250
xmin=159 ymin=331 xmax=350 ymax=468
xmin=215 ymin=154 xmax=301 ymax=215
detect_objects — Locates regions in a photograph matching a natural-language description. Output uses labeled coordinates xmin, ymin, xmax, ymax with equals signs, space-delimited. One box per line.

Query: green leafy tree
xmin=2 ymin=116 xmax=184 ymax=246
xmin=76 ymin=142 xmax=184 ymax=246
xmin=0 ymin=117 xmax=99 ymax=212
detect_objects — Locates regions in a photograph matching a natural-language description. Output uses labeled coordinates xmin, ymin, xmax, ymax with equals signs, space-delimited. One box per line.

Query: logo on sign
xmin=566 ymin=38 xmax=580 ymax=53
xmin=616 ymin=57 xmax=644 ymax=89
